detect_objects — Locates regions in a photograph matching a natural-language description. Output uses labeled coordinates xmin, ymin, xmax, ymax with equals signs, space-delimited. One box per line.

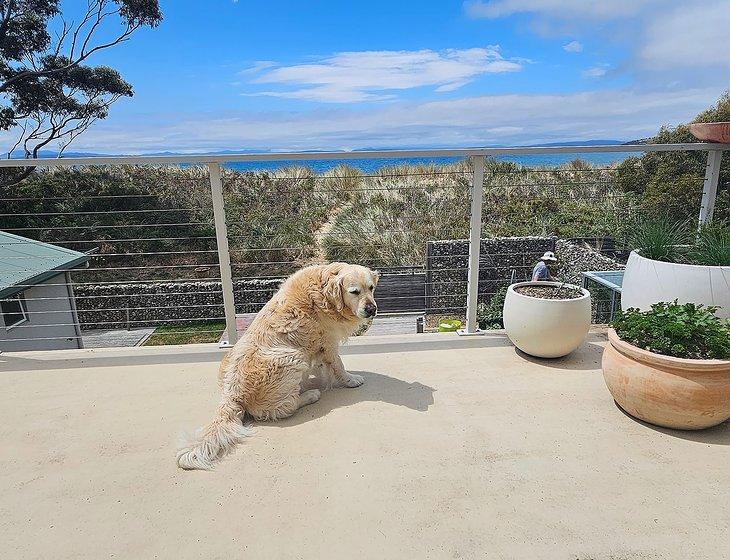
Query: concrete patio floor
xmin=1 ymin=332 xmax=728 ymax=559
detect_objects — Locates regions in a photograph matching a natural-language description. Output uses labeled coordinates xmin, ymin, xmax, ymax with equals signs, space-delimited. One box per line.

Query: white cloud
xmin=244 ymin=48 xmax=523 ymax=103
xmin=239 ymin=61 xmax=276 ymax=75
xmin=582 ymin=64 xmax=609 ymax=78
xmin=30 ymin=87 xmax=721 ymax=153
xmin=464 ymin=0 xmax=730 ymax=87
xmin=464 ymin=0 xmax=658 ymax=20
xmin=563 ymin=41 xmax=583 ymax=53
xmin=639 ymin=1 xmax=730 ymax=70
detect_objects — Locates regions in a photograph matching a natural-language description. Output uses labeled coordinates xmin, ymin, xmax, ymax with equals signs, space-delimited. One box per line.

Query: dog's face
xmin=326 ymin=264 xmax=379 ymax=319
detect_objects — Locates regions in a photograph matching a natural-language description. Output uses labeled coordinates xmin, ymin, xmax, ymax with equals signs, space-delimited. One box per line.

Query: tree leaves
xmin=615 ymin=92 xmax=730 ymax=223
xmin=0 ymin=0 xmax=161 ymax=183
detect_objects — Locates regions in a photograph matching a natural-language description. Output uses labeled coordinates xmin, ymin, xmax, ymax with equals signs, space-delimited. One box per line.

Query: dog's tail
xmin=176 ymin=397 xmax=253 ymax=470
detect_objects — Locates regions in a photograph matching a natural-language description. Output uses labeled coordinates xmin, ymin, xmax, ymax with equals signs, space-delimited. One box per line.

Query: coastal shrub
xmin=3 ymin=152 xmax=723 ymax=282
xmin=616 ymin=92 xmax=730 ymax=223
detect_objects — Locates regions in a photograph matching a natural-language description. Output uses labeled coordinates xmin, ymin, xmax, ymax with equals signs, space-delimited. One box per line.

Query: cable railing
xmin=0 ymin=142 xmax=727 ymax=351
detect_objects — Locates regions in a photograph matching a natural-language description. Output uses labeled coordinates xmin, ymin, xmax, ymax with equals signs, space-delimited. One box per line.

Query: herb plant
xmin=612 ymin=301 xmax=730 ymax=360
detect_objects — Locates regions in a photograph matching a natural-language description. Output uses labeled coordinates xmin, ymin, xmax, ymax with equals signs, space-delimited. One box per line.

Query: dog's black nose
xmin=364 ymin=303 xmax=377 ymax=317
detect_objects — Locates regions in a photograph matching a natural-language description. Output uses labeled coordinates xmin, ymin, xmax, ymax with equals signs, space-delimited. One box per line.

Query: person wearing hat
xmin=532 ymin=251 xmax=558 ymax=281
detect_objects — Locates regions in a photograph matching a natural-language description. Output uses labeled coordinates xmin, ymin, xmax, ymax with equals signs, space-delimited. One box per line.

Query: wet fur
xmin=177 ymin=262 xmax=378 ymax=470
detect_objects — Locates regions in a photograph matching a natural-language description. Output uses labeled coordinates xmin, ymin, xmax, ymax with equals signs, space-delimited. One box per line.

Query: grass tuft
xmin=690 ymin=222 xmax=730 ymax=266
xmin=630 ymin=217 xmax=692 ymax=262
xmin=143 ymin=321 xmax=225 ymax=346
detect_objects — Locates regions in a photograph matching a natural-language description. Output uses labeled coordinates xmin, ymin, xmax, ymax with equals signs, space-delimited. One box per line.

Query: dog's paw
xmin=343 ymin=373 xmax=364 ymax=388
xmin=299 ymin=389 xmax=321 ymax=407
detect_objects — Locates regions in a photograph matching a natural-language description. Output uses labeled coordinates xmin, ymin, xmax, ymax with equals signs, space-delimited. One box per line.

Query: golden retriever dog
xmin=176 ymin=262 xmax=379 ymax=470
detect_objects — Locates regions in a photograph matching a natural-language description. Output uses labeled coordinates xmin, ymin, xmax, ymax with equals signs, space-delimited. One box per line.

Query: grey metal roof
xmin=0 ymin=231 xmax=89 ymax=299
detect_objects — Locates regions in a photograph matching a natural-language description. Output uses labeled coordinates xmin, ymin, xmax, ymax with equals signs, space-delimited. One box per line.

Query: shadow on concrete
xmin=614 ymin=401 xmax=730 ymax=446
xmin=267 ymin=370 xmax=436 ymax=427
xmin=513 ymin=341 xmax=605 ymax=372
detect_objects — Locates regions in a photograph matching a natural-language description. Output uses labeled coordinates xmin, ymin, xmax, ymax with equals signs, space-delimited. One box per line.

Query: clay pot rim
xmin=607 ymin=328 xmax=730 ymax=371
xmin=508 ymin=281 xmax=590 ymax=303
xmin=688 ymin=122 xmax=730 ymax=142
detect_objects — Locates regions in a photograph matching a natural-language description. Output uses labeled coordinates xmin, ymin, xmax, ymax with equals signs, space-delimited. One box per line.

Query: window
xmin=1 ymin=293 xmax=28 ymax=329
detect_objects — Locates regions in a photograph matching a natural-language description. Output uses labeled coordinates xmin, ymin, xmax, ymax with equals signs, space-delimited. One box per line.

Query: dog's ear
xmin=372 ymin=269 xmax=381 ymax=286
xmin=321 ymin=263 xmax=345 ymax=312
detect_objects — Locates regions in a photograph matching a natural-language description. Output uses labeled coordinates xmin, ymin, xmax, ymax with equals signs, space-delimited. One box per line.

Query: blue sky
xmin=19 ymin=0 xmax=730 ymax=152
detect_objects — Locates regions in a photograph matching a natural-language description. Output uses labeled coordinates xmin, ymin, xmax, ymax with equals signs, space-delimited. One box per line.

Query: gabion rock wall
xmin=75 ymin=278 xmax=282 ymax=330
xmin=425 ymin=236 xmax=557 ymax=313
xmin=557 ymin=238 xmax=625 ymax=322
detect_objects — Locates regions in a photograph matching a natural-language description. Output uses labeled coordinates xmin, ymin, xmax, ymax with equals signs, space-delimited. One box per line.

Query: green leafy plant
xmin=690 ymin=222 xmax=730 ymax=266
xmin=629 ymin=217 xmax=692 ymax=262
xmin=612 ymin=301 xmax=730 ymax=360
xmin=477 ymin=285 xmax=508 ymax=329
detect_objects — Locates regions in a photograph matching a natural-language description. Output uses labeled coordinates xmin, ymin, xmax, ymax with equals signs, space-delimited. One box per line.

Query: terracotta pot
xmin=503 ymin=282 xmax=591 ymax=358
xmin=688 ymin=122 xmax=730 ymax=143
xmin=602 ymin=329 xmax=730 ymax=430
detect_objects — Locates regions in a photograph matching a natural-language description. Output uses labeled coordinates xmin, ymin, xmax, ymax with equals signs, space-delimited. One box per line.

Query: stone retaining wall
xmin=557 ymin=238 xmax=625 ymax=322
xmin=76 ymin=238 xmax=624 ymax=330
xmin=75 ymin=279 xmax=282 ymax=330
xmin=425 ymin=236 xmax=624 ymax=321
xmin=425 ymin=236 xmax=557 ymax=313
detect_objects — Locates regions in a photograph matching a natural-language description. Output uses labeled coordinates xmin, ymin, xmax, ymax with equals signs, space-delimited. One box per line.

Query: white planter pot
xmin=622 ymin=251 xmax=730 ymax=318
xmin=503 ymin=282 xmax=591 ymax=358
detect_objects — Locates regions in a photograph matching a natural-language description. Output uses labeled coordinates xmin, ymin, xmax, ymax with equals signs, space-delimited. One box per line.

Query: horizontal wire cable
xmin=0 ymin=244 xmax=630 ymax=258
xmin=3 ymin=276 xmax=469 ymax=290
xmin=0 ymin=194 xmax=165 ymax=201
xmin=0 ymin=208 xmax=205 ymax=217
xmin=1 ymin=164 xmax=646 ymax=348
xmin=6 ymin=315 xmax=229 ymax=329
xmin=0 ymin=251 xmax=219 ymax=259
xmin=8 ymin=304 xmax=477 ymax=330
xmin=226 ymin=169 xmax=471 ymax=180
xmin=20 ymin=289 xmax=504 ymax=314
xmin=17 ymin=290 xmax=226 ymax=302
xmin=5 ymin=276 xmax=225 ymax=288
xmin=0 ymin=236 xmax=217 ymax=245
xmin=1 ymin=331 xmax=224 ymax=343
xmin=2 ymin=222 xmax=212 ymax=231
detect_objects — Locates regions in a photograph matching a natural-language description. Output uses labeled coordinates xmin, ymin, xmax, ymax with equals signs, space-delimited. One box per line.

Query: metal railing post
xmin=209 ymin=162 xmax=238 ymax=347
xmin=461 ymin=155 xmax=485 ymax=335
xmin=698 ymin=149 xmax=723 ymax=228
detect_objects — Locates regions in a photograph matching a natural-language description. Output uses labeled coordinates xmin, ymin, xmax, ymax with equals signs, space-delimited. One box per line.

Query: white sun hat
xmin=541 ymin=251 xmax=557 ymax=262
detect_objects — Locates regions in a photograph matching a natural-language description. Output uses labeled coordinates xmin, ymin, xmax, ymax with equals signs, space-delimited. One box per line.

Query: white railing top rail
xmin=0 ymin=142 xmax=729 ymax=168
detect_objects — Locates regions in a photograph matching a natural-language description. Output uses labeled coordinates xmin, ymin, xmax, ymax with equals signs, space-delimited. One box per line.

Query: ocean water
xmin=223 ymin=152 xmax=634 ymax=174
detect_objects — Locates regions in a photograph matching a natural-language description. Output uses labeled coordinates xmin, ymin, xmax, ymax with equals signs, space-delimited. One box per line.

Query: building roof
xmin=0 ymin=231 xmax=90 ymax=299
